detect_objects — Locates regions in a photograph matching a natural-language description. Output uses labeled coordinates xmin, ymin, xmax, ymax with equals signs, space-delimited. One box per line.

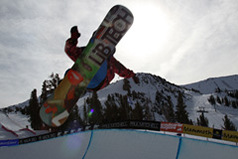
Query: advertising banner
xmin=160 ymin=122 xmax=183 ymax=133
xmin=100 ymin=120 xmax=161 ymax=131
xmin=0 ymin=139 xmax=19 ymax=147
xmin=100 ymin=121 xmax=129 ymax=129
xmin=19 ymin=132 xmax=58 ymax=145
xmin=222 ymin=130 xmax=238 ymax=143
xmin=183 ymin=124 xmax=213 ymax=138
xmin=212 ymin=129 xmax=222 ymax=139
xmin=129 ymin=121 xmax=160 ymax=131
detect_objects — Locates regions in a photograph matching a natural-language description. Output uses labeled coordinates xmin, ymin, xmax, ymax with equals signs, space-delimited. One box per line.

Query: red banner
xmin=160 ymin=122 xmax=183 ymax=133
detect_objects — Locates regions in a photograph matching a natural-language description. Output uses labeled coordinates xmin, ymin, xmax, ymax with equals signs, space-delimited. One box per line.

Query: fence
xmin=1 ymin=120 xmax=238 ymax=147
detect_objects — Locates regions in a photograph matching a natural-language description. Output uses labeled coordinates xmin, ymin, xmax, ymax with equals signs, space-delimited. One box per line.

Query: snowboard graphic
xmin=40 ymin=5 xmax=134 ymax=127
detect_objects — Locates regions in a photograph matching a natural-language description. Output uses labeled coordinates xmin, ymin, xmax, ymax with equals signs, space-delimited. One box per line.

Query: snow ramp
xmin=0 ymin=123 xmax=18 ymax=138
xmin=1 ymin=129 xmax=238 ymax=159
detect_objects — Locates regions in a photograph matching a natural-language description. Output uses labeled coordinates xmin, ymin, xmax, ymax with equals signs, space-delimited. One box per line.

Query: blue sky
xmin=0 ymin=0 xmax=238 ymax=108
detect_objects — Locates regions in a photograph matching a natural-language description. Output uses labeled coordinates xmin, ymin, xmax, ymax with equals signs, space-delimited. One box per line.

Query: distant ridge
xmin=182 ymin=74 xmax=238 ymax=94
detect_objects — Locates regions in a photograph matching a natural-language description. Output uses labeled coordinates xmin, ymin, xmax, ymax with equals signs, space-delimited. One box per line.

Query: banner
xmin=100 ymin=121 xmax=161 ymax=131
xmin=129 ymin=121 xmax=160 ymax=131
xmin=0 ymin=139 xmax=19 ymax=147
xmin=222 ymin=130 xmax=238 ymax=143
xmin=183 ymin=124 xmax=213 ymax=138
xmin=160 ymin=122 xmax=183 ymax=133
xmin=100 ymin=121 xmax=129 ymax=129
xmin=212 ymin=129 xmax=222 ymax=140
xmin=19 ymin=132 xmax=59 ymax=145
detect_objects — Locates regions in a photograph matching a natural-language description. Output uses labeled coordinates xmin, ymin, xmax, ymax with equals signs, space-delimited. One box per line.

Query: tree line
xmin=4 ymin=73 xmax=236 ymax=131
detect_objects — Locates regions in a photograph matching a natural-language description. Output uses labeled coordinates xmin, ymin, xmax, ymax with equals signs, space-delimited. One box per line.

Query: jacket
xmin=65 ymin=38 xmax=135 ymax=90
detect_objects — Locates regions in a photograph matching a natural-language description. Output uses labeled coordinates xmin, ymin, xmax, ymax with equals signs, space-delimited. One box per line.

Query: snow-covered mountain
xmin=77 ymin=73 xmax=238 ymax=129
xmin=1 ymin=73 xmax=238 ymax=133
xmin=183 ymin=75 xmax=238 ymax=94
xmin=1 ymin=73 xmax=238 ymax=158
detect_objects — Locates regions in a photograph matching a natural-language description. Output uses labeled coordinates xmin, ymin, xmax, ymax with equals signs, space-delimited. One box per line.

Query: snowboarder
xmin=65 ymin=26 xmax=139 ymax=91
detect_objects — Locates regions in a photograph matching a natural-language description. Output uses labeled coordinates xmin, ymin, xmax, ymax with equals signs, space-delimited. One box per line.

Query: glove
xmin=132 ymin=75 xmax=139 ymax=84
xmin=70 ymin=26 xmax=81 ymax=39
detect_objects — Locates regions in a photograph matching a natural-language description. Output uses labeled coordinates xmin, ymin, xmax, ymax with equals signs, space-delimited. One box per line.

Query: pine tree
xmin=40 ymin=80 xmax=48 ymax=105
xmin=215 ymin=87 xmax=221 ymax=93
xmin=175 ymin=91 xmax=190 ymax=124
xmin=49 ymin=73 xmax=60 ymax=91
xmin=164 ymin=96 xmax=175 ymax=122
xmin=144 ymin=101 xmax=153 ymax=121
xmin=155 ymin=91 xmax=163 ymax=104
xmin=40 ymin=73 xmax=61 ymax=105
xmin=20 ymin=107 xmax=27 ymax=115
xmin=197 ymin=112 xmax=209 ymax=127
xmin=70 ymin=105 xmax=82 ymax=128
xmin=83 ymin=99 xmax=88 ymax=125
xmin=232 ymin=101 xmax=237 ymax=109
xmin=222 ymin=115 xmax=237 ymax=131
xmin=131 ymin=101 xmax=143 ymax=120
xmin=28 ymin=89 xmax=42 ymax=130
xmin=123 ymin=78 xmax=131 ymax=95
xmin=104 ymin=95 xmax=119 ymax=123
xmin=87 ymin=91 xmax=103 ymax=125
xmin=216 ymin=96 xmax=222 ymax=104
xmin=235 ymin=90 xmax=238 ymax=99
xmin=224 ymin=96 xmax=230 ymax=106
xmin=118 ymin=95 xmax=131 ymax=120
xmin=208 ymin=95 xmax=216 ymax=105
xmin=155 ymin=91 xmax=165 ymax=115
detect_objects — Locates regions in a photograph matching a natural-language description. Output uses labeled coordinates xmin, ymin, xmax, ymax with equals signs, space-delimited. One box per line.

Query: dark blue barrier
xmin=0 ymin=139 xmax=19 ymax=147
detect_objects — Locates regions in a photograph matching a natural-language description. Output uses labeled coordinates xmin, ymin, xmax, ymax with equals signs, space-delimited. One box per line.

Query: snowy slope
xmin=0 ymin=111 xmax=47 ymax=139
xmin=183 ymin=75 xmax=238 ymax=94
xmin=0 ymin=111 xmax=27 ymax=131
xmin=77 ymin=73 xmax=182 ymax=122
xmin=1 ymin=73 xmax=238 ymax=137
xmin=186 ymin=92 xmax=238 ymax=129
xmin=76 ymin=73 xmax=238 ymax=129
xmin=0 ymin=129 xmax=238 ymax=159
xmin=181 ymin=75 xmax=238 ymax=128
xmin=0 ymin=73 xmax=238 ymax=159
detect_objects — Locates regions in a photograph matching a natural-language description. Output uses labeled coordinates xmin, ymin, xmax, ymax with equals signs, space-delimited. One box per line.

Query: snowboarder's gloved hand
xmin=70 ymin=26 xmax=81 ymax=40
xmin=132 ymin=75 xmax=139 ymax=84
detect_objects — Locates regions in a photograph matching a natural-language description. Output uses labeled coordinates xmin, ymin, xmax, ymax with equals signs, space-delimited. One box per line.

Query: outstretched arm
xmin=110 ymin=56 xmax=135 ymax=78
xmin=64 ymin=26 xmax=84 ymax=62
xmin=110 ymin=56 xmax=139 ymax=83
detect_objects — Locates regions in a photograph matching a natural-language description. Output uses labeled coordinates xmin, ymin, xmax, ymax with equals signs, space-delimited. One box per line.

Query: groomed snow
xmin=1 ymin=129 xmax=238 ymax=159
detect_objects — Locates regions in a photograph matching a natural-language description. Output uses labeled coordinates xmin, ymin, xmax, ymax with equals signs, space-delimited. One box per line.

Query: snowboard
xmin=40 ymin=5 xmax=134 ymax=127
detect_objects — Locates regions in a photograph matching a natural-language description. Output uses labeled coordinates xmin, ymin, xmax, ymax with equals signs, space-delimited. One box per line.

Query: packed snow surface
xmin=1 ymin=129 xmax=238 ymax=159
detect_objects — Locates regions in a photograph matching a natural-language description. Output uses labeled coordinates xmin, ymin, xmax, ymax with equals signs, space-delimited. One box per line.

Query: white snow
xmin=0 ymin=129 xmax=238 ymax=159
xmin=77 ymin=73 xmax=238 ymax=129
xmin=183 ymin=74 xmax=238 ymax=94
xmin=3 ymin=73 xmax=238 ymax=130
xmin=0 ymin=111 xmax=47 ymax=139
xmin=0 ymin=73 xmax=238 ymax=158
